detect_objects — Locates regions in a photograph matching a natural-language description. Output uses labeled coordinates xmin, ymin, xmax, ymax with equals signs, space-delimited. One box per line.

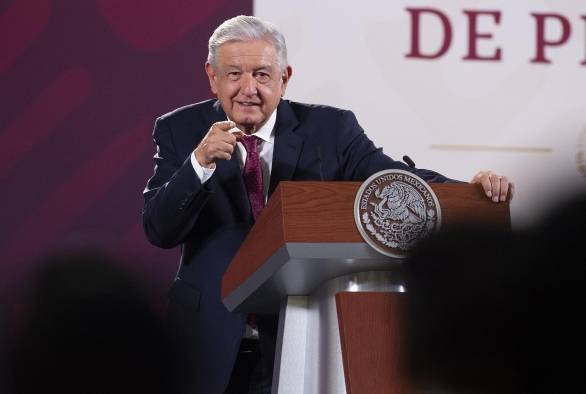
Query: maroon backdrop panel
xmin=0 ymin=0 xmax=252 ymax=304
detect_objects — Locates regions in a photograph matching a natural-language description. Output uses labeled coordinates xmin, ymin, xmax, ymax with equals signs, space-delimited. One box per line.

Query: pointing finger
xmin=214 ymin=120 xmax=236 ymax=131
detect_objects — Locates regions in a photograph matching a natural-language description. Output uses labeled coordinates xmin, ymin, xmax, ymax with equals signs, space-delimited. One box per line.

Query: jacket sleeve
xmin=336 ymin=110 xmax=462 ymax=183
xmin=142 ymin=116 xmax=215 ymax=249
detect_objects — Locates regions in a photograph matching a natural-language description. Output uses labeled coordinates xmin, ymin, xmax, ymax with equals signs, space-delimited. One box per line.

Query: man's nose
xmin=240 ymin=73 xmax=257 ymax=96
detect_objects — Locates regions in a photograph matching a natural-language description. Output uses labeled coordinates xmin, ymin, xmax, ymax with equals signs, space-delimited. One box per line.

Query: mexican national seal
xmin=354 ymin=169 xmax=442 ymax=258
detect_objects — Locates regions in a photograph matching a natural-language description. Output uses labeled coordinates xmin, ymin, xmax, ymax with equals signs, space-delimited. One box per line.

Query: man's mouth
xmin=236 ymin=101 xmax=260 ymax=107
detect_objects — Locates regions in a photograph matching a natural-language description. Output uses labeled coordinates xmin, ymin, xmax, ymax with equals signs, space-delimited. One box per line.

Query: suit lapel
xmin=215 ymin=155 xmax=251 ymax=221
xmin=209 ymin=101 xmax=251 ymax=221
xmin=269 ymin=100 xmax=303 ymax=197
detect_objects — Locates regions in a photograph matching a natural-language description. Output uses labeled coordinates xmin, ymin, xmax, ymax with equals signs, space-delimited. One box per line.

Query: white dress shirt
xmin=190 ymin=110 xmax=276 ymax=203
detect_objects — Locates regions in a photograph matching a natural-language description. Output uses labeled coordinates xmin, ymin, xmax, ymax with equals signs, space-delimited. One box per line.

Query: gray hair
xmin=208 ymin=15 xmax=288 ymax=72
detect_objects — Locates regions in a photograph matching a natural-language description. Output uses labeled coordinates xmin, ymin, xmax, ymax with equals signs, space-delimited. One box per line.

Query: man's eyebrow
xmin=221 ymin=60 xmax=277 ymax=71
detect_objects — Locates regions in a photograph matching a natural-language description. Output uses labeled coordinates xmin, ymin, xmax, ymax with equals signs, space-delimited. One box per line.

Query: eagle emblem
xmin=354 ymin=170 xmax=441 ymax=258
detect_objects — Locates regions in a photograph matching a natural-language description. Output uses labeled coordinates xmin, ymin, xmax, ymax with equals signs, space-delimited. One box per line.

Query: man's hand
xmin=470 ymin=171 xmax=514 ymax=203
xmin=194 ymin=121 xmax=239 ymax=168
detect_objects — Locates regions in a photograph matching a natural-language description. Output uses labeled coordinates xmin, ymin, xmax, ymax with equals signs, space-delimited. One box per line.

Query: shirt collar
xmin=251 ymin=109 xmax=276 ymax=143
xmin=228 ymin=109 xmax=276 ymax=144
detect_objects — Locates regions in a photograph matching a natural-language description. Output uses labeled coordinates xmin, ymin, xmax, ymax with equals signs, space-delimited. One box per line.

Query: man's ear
xmin=205 ymin=62 xmax=218 ymax=95
xmin=280 ymin=65 xmax=293 ymax=97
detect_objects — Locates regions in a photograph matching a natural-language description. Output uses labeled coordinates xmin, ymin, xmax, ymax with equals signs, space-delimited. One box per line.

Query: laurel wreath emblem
xmin=354 ymin=170 xmax=441 ymax=258
xmin=361 ymin=183 xmax=437 ymax=251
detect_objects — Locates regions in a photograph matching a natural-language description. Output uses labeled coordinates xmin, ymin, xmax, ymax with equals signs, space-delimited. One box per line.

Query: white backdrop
xmin=255 ymin=0 xmax=586 ymax=228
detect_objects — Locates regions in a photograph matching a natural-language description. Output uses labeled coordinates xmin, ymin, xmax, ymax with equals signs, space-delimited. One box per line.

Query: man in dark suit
xmin=143 ymin=15 xmax=513 ymax=394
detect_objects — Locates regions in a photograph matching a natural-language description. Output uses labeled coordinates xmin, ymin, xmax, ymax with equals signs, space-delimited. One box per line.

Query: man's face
xmin=205 ymin=39 xmax=292 ymax=133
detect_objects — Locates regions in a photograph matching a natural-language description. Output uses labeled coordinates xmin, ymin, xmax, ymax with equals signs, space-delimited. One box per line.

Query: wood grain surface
xmin=336 ymin=291 xmax=412 ymax=394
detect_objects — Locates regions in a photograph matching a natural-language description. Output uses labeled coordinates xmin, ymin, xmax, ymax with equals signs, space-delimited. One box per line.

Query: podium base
xmin=271 ymin=271 xmax=404 ymax=394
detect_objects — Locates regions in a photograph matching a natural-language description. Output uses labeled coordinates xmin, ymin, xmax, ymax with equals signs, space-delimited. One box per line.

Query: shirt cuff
xmin=190 ymin=152 xmax=215 ymax=184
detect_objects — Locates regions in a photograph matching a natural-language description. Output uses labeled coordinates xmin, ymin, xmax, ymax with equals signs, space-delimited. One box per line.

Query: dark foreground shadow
xmin=403 ymin=195 xmax=586 ymax=394
xmin=6 ymin=250 xmax=180 ymax=394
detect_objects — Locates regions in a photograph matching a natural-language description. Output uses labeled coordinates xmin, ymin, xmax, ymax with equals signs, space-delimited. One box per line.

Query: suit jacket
xmin=143 ymin=99 xmax=453 ymax=393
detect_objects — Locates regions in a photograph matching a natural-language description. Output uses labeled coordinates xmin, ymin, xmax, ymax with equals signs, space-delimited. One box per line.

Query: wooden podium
xmin=221 ymin=181 xmax=510 ymax=394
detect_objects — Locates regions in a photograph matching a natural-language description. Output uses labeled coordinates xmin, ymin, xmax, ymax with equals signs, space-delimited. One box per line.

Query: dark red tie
xmin=240 ymin=135 xmax=265 ymax=221
xmin=240 ymin=135 xmax=264 ymax=332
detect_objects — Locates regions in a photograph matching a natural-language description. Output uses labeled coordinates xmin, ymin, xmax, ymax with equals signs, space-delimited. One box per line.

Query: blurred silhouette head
xmin=403 ymin=194 xmax=586 ymax=394
xmin=523 ymin=195 xmax=585 ymax=394
xmin=8 ymin=249 xmax=178 ymax=394
xmin=403 ymin=225 xmax=530 ymax=394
